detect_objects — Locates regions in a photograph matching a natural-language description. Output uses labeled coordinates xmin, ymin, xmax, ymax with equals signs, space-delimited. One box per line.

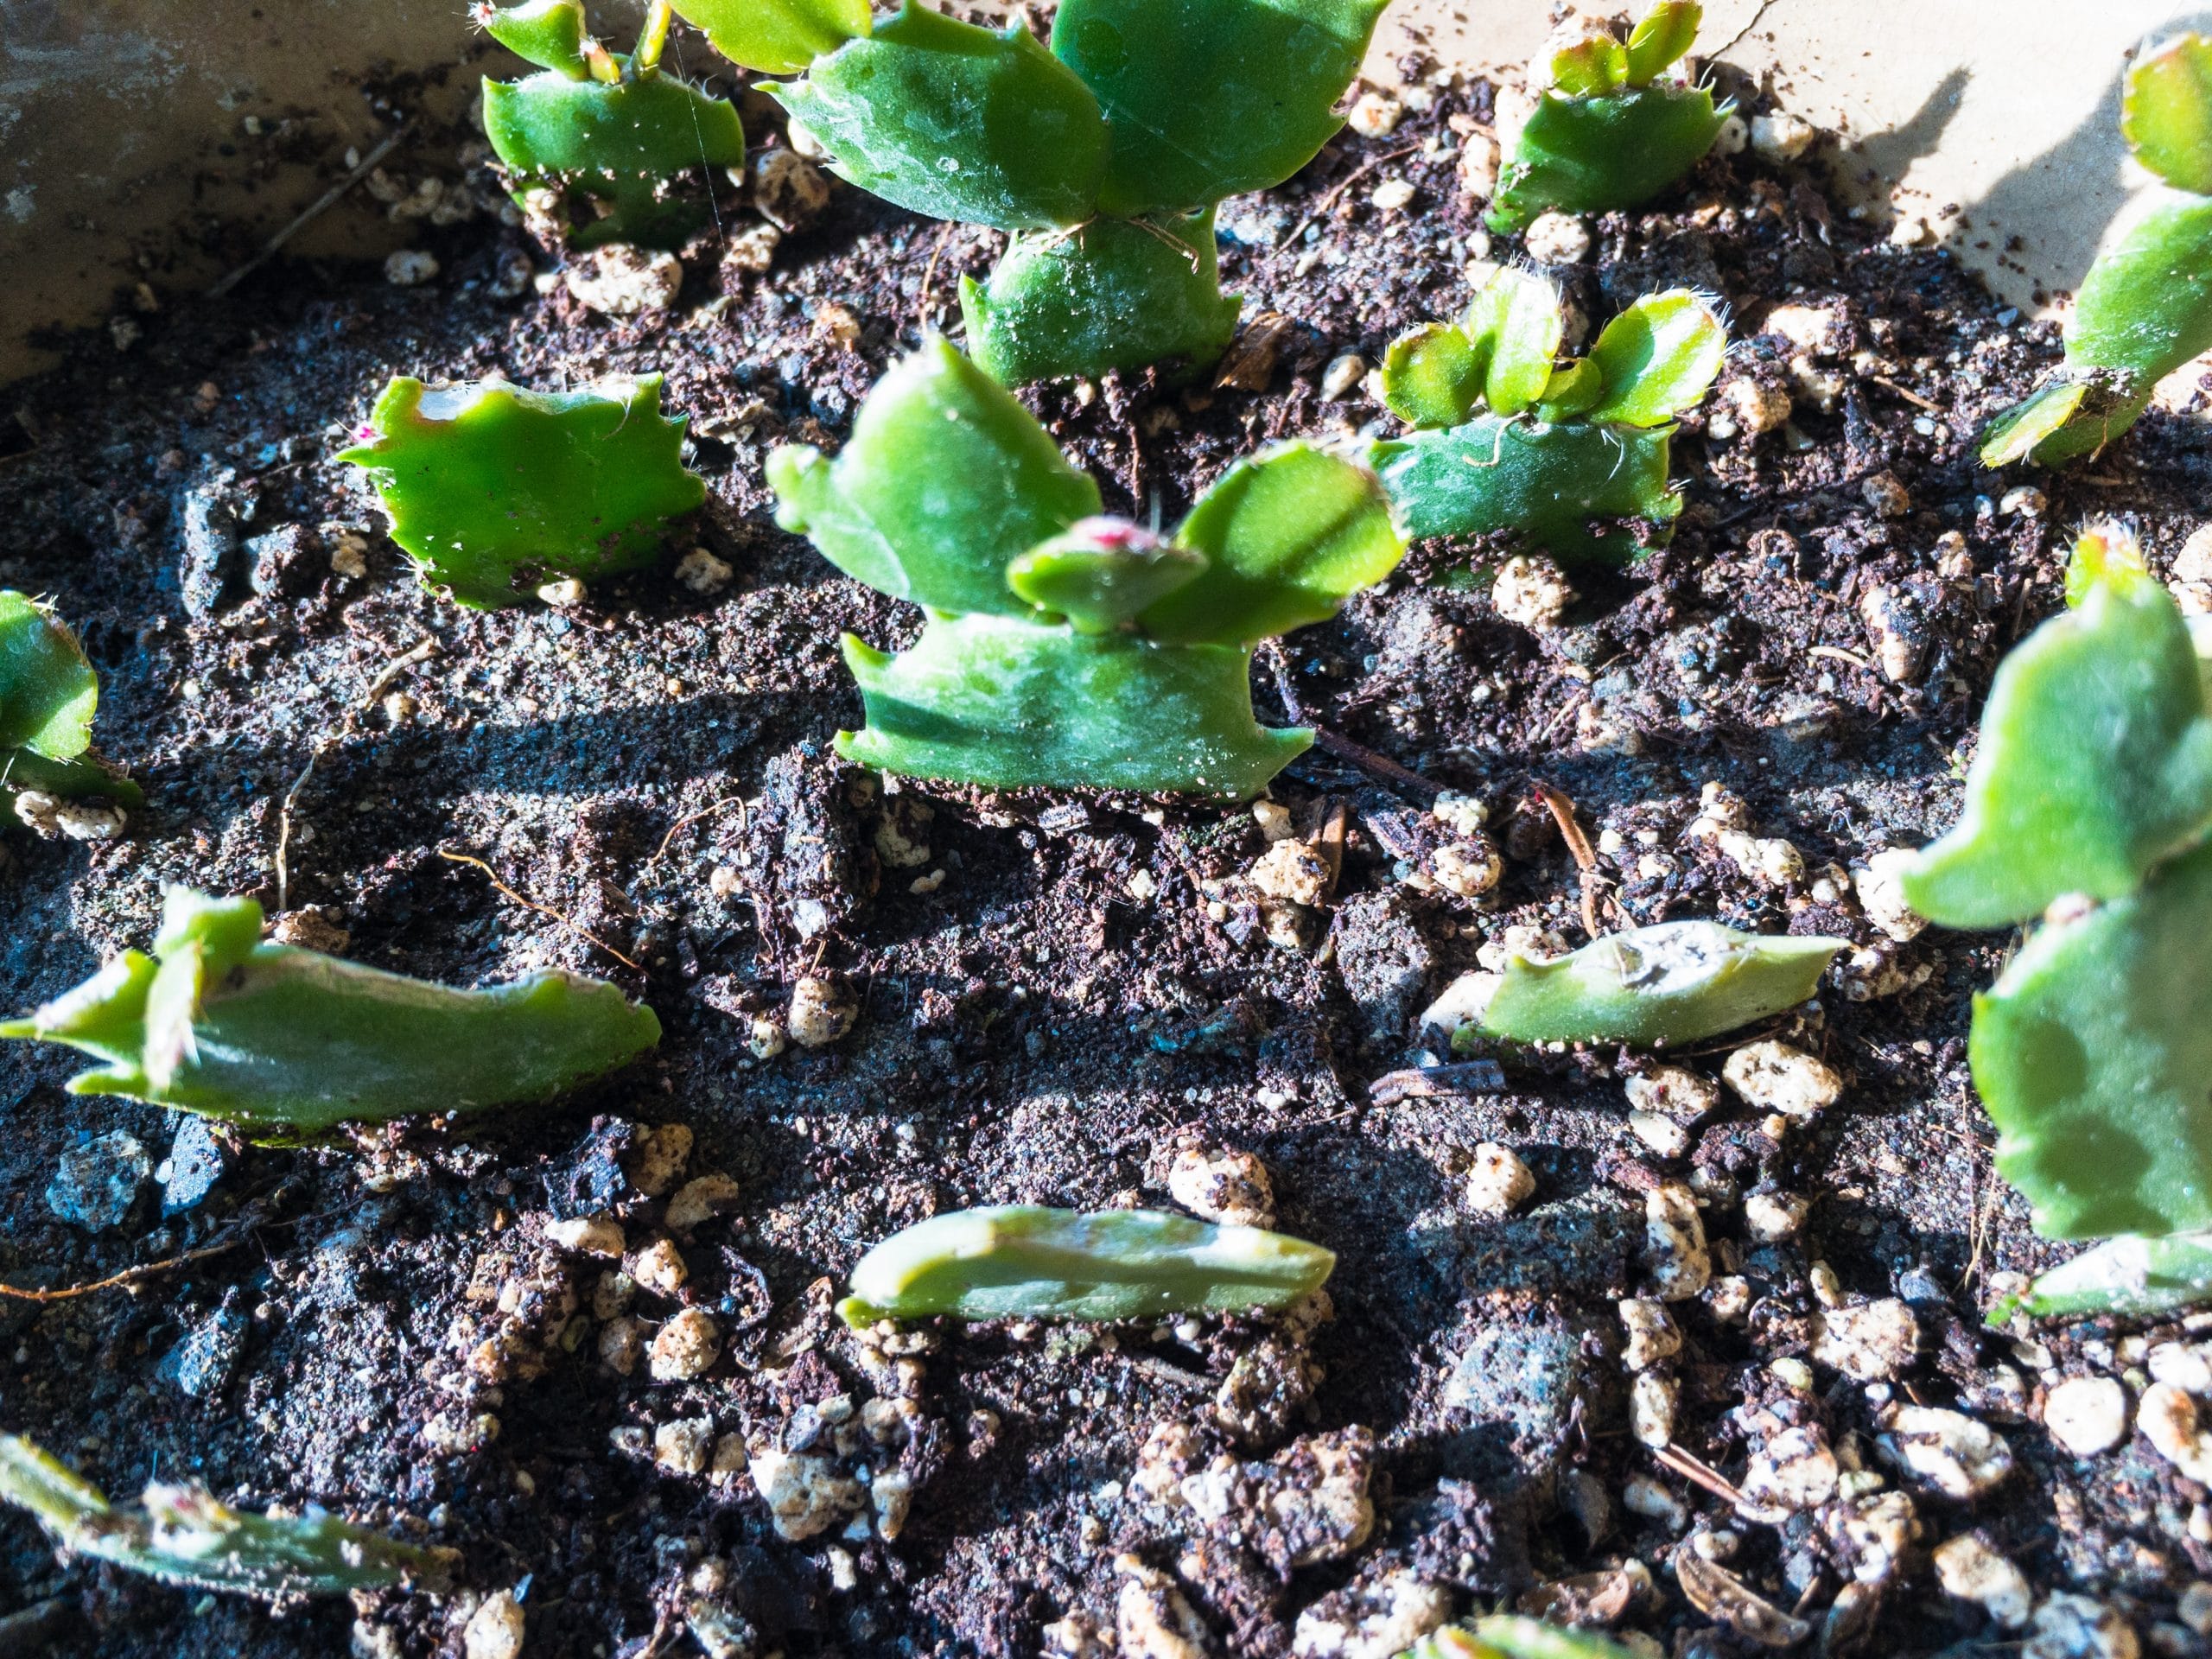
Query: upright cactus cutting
xmin=0 ymin=590 xmax=139 ymax=836
xmin=1 ymin=889 xmax=660 ymax=1136
xmin=339 ymin=375 xmax=705 ymax=608
xmin=769 ymin=338 xmax=1403 ymax=798
xmin=1981 ymin=34 xmax=2212 ymax=467
xmin=477 ymin=0 xmax=747 ymax=247
xmin=1370 ymin=270 xmax=1726 ymax=563
xmin=670 ymin=0 xmax=1387 ymax=384
xmin=1896 ymin=528 xmax=2212 ymax=1281
xmin=1487 ymin=0 xmax=1729 ymax=234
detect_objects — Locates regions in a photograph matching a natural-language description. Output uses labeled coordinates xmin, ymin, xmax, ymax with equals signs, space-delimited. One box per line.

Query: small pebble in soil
xmin=1853 ymin=851 xmax=1927 ymax=942
xmin=1464 ymin=1142 xmax=1535 ymax=1216
xmin=1491 ymin=553 xmax=1574 ymax=630
xmin=1629 ymin=1109 xmax=1689 ymax=1160
xmin=1625 ymin=1065 xmax=1720 ymax=1123
xmin=1248 ymin=837 xmax=1331 ymax=906
xmin=1877 ymin=1402 xmax=2014 ymax=1498
xmin=1810 ymin=1298 xmax=1920 ymax=1381
xmin=1344 ymin=87 xmax=1402 ymax=138
xmin=1715 ymin=372 xmax=1792 ymax=438
xmin=2138 ymin=1382 xmax=2212 ymax=1482
xmin=1750 ymin=111 xmax=1818 ymax=162
xmin=599 ymin=1315 xmax=647 ymax=1374
xmin=1630 ymin=1371 xmax=1677 ymax=1446
xmin=1722 ymin=1040 xmax=1842 ymax=1119
xmin=159 ymin=1116 xmax=228 ymax=1215
xmin=1618 ymin=1299 xmax=1681 ymax=1370
xmin=787 ymin=975 xmax=856 ymax=1046
xmin=674 ymin=546 xmax=733 ymax=594
xmin=656 ymin=1416 xmax=715 ymax=1475
xmin=1522 ymin=211 xmax=1592 ymax=264
xmin=463 ymin=1589 xmax=526 ymax=1659
xmin=629 ymin=1238 xmax=688 ymax=1298
xmin=1934 ymin=1532 xmax=2034 ymax=1629
xmin=1319 ymin=353 xmax=1366 ymax=401
xmin=628 ymin=1122 xmax=692 ymax=1197
xmin=650 ymin=1307 xmax=721 ymax=1380
xmin=1167 ymin=1144 xmax=1274 ymax=1229
xmin=665 ymin=1173 xmax=741 ymax=1232
xmin=46 ymin=1131 xmax=150 ymax=1232
xmin=549 ymin=1214 xmax=625 ymax=1258
xmin=1643 ymin=1182 xmax=1711 ymax=1301
xmin=2026 ymin=1592 xmax=2139 ymax=1659
xmin=1743 ymin=1189 xmax=1810 ymax=1241
xmin=384 ymin=249 xmax=438 ymax=286
xmin=722 ymin=221 xmax=781 ymax=275
xmin=750 ymin=149 xmax=831 ymax=230
xmin=563 ymin=244 xmax=682 ymax=315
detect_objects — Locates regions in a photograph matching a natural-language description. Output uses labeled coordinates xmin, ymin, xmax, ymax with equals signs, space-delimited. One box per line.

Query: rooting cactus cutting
xmin=1898 ymin=526 xmax=2212 ymax=1245
xmin=0 ymin=889 xmax=661 ymax=1136
xmin=1989 ymin=1232 xmax=2212 ymax=1325
xmin=1405 ymin=1619 xmax=1643 ymax=1659
xmin=1487 ymin=0 xmax=1730 ymax=234
xmin=1369 ymin=272 xmax=1726 ymax=563
xmin=0 ymin=1434 xmax=446 ymax=1599
xmin=0 ymin=590 xmax=140 ymax=833
xmin=1980 ymin=33 xmax=2212 ymax=467
xmin=1431 ymin=920 xmax=1841 ymax=1049
xmin=836 ymin=1205 xmax=1335 ymax=1325
xmin=339 ymin=375 xmax=705 ymax=608
xmin=769 ymin=337 xmax=1403 ymax=798
xmin=674 ymin=0 xmax=1386 ymax=384
xmin=478 ymin=0 xmax=747 ymax=247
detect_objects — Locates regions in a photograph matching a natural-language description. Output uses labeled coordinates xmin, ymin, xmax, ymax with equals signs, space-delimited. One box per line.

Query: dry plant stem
xmin=273 ymin=743 xmax=326 ymax=914
xmin=1267 ymin=644 xmax=1440 ymax=801
xmin=1367 ymin=1060 xmax=1509 ymax=1103
xmin=207 ymin=127 xmax=407 ymax=299
xmin=359 ymin=637 xmax=440 ymax=711
xmin=649 ymin=794 xmax=747 ymax=865
xmin=1534 ymin=780 xmax=1609 ymax=939
xmin=436 ymin=849 xmax=644 ymax=970
xmin=0 ymin=1238 xmax=245 ymax=1304
xmin=1653 ymin=1441 xmax=1751 ymax=1507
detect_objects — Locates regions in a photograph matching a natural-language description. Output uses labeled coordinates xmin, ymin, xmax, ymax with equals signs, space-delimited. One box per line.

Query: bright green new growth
xmin=1402 ymin=1617 xmax=1643 ymax=1659
xmin=1488 ymin=1 xmax=1729 ymax=234
xmin=0 ymin=1434 xmax=446 ymax=1599
xmin=1980 ymin=34 xmax=2212 ymax=467
xmin=1468 ymin=920 xmax=1841 ymax=1047
xmin=0 ymin=889 xmax=661 ymax=1137
xmin=769 ymin=338 xmax=1403 ymax=798
xmin=1987 ymin=1233 xmax=2212 ymax=1325
xmin=478 ymin=0 xmax=747 ymax=248
xmin=1902 ymin=526 xmax=2212 ymax=1247
xmin=339 ymin=376 xmax=704 ymax=609
xmin=836 ymin=1205 xmax=1335 ymax=1325
xmin=681 ymin=0 xmax=1387 ymax=384
xmin=1370 ymin=272 xmax=1726 ymax=564
xmin=0 ymin=591 xmax=141 ymax=828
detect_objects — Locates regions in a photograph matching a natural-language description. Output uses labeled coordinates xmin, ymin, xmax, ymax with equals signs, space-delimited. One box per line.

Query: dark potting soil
xmin=3 ymin=33 xmax=2211 ymax=1659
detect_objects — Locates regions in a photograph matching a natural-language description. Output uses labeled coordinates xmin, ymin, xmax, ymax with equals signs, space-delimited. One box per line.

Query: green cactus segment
xmin=2123 ymin=33 xmax=2212 ymax=195
xmin=1980 ymin=35 xmax=2212 ymax=467
xmin=1987 ymin=1232 xmax=2212 ymax=1325
xmin=835 ymin=1205 xmax=1335 ymax=1325
xmin=838 ymin=618 xmax=1310 ymax=798
xmin=1972 ymin=836 xmax=2212 ymax=1240
xmin=1622 ymin=0 xmax=1701 ymax=85
xmin=1402 ymin=1617 xmax=1646 ymax=1659
xmin=769 ymin=5 xmax=1109 ymax=231
xmin=767 ymin=337 xmax=1102 ymax=616
xmin=480 ymin=0 xmax=593 ymax=75
xmin=1382 ymin=324 xmax=1485 ymax=428
xmin=1469 ymin=266 xmax=1569 ymax=415
xmin=773 ymin=343 xmax=1402 ymax=798
xmin=1897 ymin=550 xmax=2212 ymax=930
xmin=0 ymin=1435 xmax=443 ymax=1599
xmin=1583 ymin=290 xmax=1729 ymax=427
xmin=480 ymin=59 xmax=745 ymax=246
xmin=339 ymin=377 xmax=703 ymax=610
xmin=1006 ymin=523 xmax=1206 ymax=634
xmin=0 ymin=890 xmax=660 ymax=1136
xmin=1370 ymin=416 xmax=1681 ymax=565
xmin=1474 ymin=921 xmax=1843 ymax=1046
xmin=961 ymin=208 xmax=1243 ymax=385
xmin=1141 ymin=444 xmax=1402 ymax=646
xmin=0 ymin=591 xmax=98 ymax=760
xmin=1052 ymin=0 xmax=1389 ymax=219
xmin=674 ymin=0 xmax=870 ymax=77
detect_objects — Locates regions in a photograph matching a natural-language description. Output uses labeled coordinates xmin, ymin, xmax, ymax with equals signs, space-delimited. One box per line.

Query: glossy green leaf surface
xmin=674 ymin=0 xmax=869 ymax=76
xmin=1583 ymin=289 xmax=1726 ymax=426
xmin=769 ymin=5 xmax=1109 ymax=231
xmin=1381 ymin=323 xmax=1484 ymax=428
xmin=1141 ymin=444 xmax=1403 ymax=647
xmin=1488 ymin=86 xmax=1726 ymax=233
xmin=1536 ymin=358 xmax=1604 ymax=419
xmin=0 ymin=1436 xmax=443 ymax=1599
xmin=0 ymin=890 xmax=660 ymax=1136
xmin=1897 ymin=562 xmax=2212 ymax=928
xmin=1476 ymin=921 xmax=1842 ymax=1046
xmin=1005 ymin=520 xmax=1205 ymax=633
xmin=1467 ymin=266 xmax=1567 ymax=416
xmin=1623 ymin=1 xmax=1701 ymax=86
xmin=1370 ymin=416 xmax=1681 ymax=565
xmin=960 ymin=208 xmax=1242 ymax=385
xmin=1548 ymin=35 xmax=1629 ymax=98
xmin=481 ymin=66 xmax=745 ymax=246
xmin=480 ymin=0 xmax=591 ymax=76
xmin=1972 ymin=836 xmax=2212 ymax=1238
xmin=836 ymin=1205 xmax=1334 ymax=1325
xmin=1977 ymin=379 xmax=2095 ymax=467
xmin=0 ymin=591 xmax=98 ymax=760
xmin=766 ymin=337 xmax=1101 ymax=615
xmin=1987 ymin=1232 xmax=2212 ymax=1324
xmin=340 ymin=377 xmax=703 ymax=610
xmin=2122 ymin=32 xmax=2212 ymax=195
xmin=838 ymin=617 xmax=1309 ymax=798
xmin=1052 ymin=0 xmax=1388 ymax=217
